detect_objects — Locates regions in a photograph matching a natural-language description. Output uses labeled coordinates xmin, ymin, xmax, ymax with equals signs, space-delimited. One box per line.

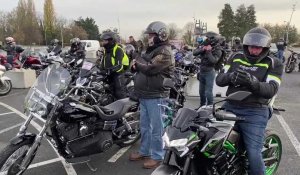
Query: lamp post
xmin=286 ymin=3 xmax=296 ymax=44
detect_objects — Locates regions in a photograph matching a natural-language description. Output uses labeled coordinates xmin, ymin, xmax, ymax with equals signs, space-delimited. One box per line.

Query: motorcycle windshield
xmin=24 ymin=64 xmax=71 ymax=115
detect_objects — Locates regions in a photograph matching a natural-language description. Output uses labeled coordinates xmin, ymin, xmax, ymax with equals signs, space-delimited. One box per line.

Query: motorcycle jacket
xmin=4 ymin=44 xmax=24 ymax=56
xmin=133 ymin=43 xmax=175 ymax=98
xmin=193 ymin=44 xmax=222 ymax=72
xmin=216 ymin=52 xmax=283 ymax=107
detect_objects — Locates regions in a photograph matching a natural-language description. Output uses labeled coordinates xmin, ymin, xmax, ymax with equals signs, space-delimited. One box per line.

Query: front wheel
xmin=0 ymin=80 xmax=12 ymax=96
xmin=263 ymin=130 xmax=282 ymax=175
xmin=285 ymin=59 xmax=295 ymax=73
xmin=0 ymin=140 xmax=36 ymax=175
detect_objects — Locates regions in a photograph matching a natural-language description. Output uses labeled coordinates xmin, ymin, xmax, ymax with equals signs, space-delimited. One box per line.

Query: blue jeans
xmin=199 ymin=70 xmax=215 ymax=106
xmin=277 ymin=50 xmax=284 ymax=62
xmin=223 ymin=102 xmax=269 ymax=175
xmin=139 ymin=98 xmax=165 ymax=160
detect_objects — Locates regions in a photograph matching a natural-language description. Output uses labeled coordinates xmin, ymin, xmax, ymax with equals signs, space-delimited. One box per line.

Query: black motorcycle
xmin=152 ymin=91 xmax=283 ymax=175
xmin=285 ymin=48 xmax=300 ymax=73
xmin=0 ymin=64 xmax=140 ymax=174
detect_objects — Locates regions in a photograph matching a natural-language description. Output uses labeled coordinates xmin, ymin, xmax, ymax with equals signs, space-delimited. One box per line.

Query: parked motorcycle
xmin=152 ymin=91 xmax=282 ymax=175
xmin=0 ymin=64 xmax=12 ymax=96
xmin=285 ymin=48 xmax=300 ymax=73
xmin=0 ymin=64 xmax=140 ymax=174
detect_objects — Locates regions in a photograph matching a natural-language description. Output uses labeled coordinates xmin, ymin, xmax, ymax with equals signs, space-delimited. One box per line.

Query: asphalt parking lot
xmin=1 ymin=70 xmax=300 ymax=175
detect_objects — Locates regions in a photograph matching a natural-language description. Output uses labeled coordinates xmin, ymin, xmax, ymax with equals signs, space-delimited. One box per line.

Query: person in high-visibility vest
xmin=99 ymin=31 xmax=129 ymax=99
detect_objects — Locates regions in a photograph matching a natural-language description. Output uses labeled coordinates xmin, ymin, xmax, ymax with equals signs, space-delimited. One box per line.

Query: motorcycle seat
xmin=93 ymin=97 xmax=138 ymax=121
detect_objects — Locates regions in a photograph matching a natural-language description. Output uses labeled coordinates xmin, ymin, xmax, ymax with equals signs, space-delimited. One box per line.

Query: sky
xmin=1 ymin=0 xmax=299 ymax=40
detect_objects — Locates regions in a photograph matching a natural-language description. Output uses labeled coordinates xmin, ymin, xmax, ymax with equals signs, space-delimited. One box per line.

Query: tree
xmin=262 ymin=23 xmax=299 ymax=44
xmin=63 ymin=23 xmax=88 ymax=43
xmin=217 ymin=4 xmax=235 ymax=41
xmin=234 ymin=4 xmax=257 ymax=39
xmin=168 ymin=23 xmax=179 ymax=40
xmin=44 ymin=0 xmax=56 ymax=44
xmin=75 ymin=17 xmax=100 ymax=40
xmin=182 ymin=22 xmax=194 ymax=45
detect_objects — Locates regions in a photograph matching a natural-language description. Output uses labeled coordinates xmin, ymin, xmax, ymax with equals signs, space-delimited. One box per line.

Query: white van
xmin=81 ymin=40 xmax=100 ymax=61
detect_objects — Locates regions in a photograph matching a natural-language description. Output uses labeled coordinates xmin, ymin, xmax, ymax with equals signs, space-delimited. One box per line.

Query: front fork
xmin=19 ymin=103 xmax=60 ymax=170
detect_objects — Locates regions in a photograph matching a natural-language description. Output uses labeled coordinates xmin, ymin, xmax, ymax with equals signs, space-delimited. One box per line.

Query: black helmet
xmin=203 ymin=31 xmax=220 ymax=45
xmin=70 ymin=38 xmax=80 ymax=45
xmin=144 ymin=21 xmax=169 ymax=43
xmin=243 ymin=27 xmax=272 ymax=63
xmin=100 ymin=32 xmax=117 ymax=42
xmin=50 ymin=39 xmax=60 ymax=46
xmin=125 ymin=44 xmax=135 ymax=56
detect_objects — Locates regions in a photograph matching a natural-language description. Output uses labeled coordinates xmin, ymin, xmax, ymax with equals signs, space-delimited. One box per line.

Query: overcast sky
xmin=1 ymin=0 xmax=299 ymax=39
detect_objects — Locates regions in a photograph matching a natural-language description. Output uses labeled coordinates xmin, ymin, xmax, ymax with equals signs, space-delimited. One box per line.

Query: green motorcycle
xmin=152 ymin=91 xmax=283 ymax=175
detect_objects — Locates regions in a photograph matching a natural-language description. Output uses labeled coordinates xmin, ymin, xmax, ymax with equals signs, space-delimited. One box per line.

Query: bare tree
xmin=182 ymin=22 xmax=194 ymax=45
xmin=44 ymin=0 xmax=56 ymax=44
xmin=168 ymin=23 xmax=180 ymax=40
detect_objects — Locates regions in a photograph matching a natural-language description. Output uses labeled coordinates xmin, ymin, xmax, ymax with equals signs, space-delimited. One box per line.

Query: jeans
xmin=139 ymin=98 xmax=166 ymax=160
xmin=223 ymin=102 xmax=269 ymax=175
xmin=277 ymin=50 xmax=284 ymax=62
xmin=199 ymin=70 xmax=215 ymax=106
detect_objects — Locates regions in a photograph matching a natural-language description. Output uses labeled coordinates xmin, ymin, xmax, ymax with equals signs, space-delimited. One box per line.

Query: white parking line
xmin=0 ymin=112 xmax=15 ymax=116
xmin=0 ymin=102 xmax=78 ymax=175
xmin=28 ymin=158 xmax=62 ymax=169
xmin=276 ymin=114 xmax=300 ymax=156
xmin=108 ymin=146 xmax=131 ymax=163
xmin=0 ymin=123 xmax=22 ymax=134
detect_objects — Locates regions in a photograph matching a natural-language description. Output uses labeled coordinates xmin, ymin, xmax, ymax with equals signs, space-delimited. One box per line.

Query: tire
xmin=0 ymin=80 xmax=12 ymax=96
xmin=285 ymin=62 xmax=295 ymax=73
xmin=116 ymin=112 xmax=141 ymax=147
xmin=0 ymin=140 xmax=35 ymax=175
xmin=263 ymin=129 xmax=282 ymax=175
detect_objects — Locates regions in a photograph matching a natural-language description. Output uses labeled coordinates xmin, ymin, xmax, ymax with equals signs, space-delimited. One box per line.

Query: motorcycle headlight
xmin=162 ymin=133 xmax=188 ymax=150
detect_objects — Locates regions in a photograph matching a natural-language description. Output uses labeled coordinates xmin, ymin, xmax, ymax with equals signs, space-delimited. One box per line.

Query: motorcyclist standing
xmin=216 ymin=27 xmax=283 ymax=175
xmin=99 ymin=31 xmax=129 ymax=99
xmin=232 ymin=37 xmax=243 ymax=52
xmin=193 ymin=32 xmax=223 ymax=108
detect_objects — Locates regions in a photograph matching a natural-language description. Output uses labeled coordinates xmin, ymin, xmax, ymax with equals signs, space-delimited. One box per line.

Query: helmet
xmin=144 ymin=21 xmax=169 ymax=43
xmin=50 ymin=39 xmax=60 ymax=46
xmin=234 ymin=37 xmax=241 ymax=41
xmin=243 ymin=27 xmax=272 ymax=63
xmin=125 ymin=44 xmax=135 ymax=56
xmin=70 ymin=38 xmax=80 ymax=45
xmin=5 ymin=37 xmax=14 ymax=45
xmin=203 ymin=31 xmax=220 ymax=45
xmin=100 ymin=32 xmax=117 ymax=42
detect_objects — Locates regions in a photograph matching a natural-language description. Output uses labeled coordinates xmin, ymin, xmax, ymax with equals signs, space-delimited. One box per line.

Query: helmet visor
xmin=243 ymin=33 xmax=271 ymax=48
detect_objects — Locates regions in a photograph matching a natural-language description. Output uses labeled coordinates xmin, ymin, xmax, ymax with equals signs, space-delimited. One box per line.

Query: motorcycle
xmin=0 ymin=64 xmax=12 ymax=96
xmin=152 ymin=91 xmax=283 ymax=175
xmin=269 ymin=50 xmax=286 ymax=64
xmin=285 ymin=48 xmax=300 ymax=73
xmin=0 ymin=63 xmax=140 ymax=174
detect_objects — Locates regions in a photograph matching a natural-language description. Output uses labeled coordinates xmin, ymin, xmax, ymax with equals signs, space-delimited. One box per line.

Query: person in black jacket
xmin=1 ymin=37 xmax=24 ymax=68
xmin=216 ymin=27 xmax=283 ymax=175
xmin=129 ymin=21 xmax=175 ymax=169
xmin=99 ymin=32 xmax=129 ymax=99
xmin=193 ymin=31 xmax=222 ymax=108
xmin=68 ymin=38 xmax=86 ymax=60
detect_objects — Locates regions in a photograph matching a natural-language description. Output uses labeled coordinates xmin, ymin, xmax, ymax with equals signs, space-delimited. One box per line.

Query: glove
xmin=230 ymin=69 xmax=260 ymax=91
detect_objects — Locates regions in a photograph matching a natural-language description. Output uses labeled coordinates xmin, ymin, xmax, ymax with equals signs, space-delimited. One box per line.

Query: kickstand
xmin=86 ymin=161 xmax=97 ymax=172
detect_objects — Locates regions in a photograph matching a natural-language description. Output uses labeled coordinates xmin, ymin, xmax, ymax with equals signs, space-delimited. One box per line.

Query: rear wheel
xmin=0 ymin=140 xmax=36 ymax=175
xmin=263 ymin=130 xmax=282 ymax=175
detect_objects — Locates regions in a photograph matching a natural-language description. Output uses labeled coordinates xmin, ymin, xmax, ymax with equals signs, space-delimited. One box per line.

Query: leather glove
xmin=230 ymin=69 xmax=260 ymax=91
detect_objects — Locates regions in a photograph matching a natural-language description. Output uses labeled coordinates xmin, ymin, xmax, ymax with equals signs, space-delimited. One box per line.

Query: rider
xmin=2 ymin=37 xmax=24 ymax=67
xmin=47 ymin=39 xmax=62 ymax=55
xmin=68 ymin=37 xmax=86 ymax=62
xmin=216 ymin=27 xmax=283 ymax=175
xmin=99 ymin=31 xmax=129 ymax=99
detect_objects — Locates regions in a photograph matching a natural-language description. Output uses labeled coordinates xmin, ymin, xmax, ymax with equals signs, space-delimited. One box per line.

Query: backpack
xmin=214 ymin=49 xmax=226 ymax=72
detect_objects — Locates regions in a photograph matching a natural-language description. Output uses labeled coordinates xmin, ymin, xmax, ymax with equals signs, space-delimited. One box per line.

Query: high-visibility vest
xmin=110 ymin=45 xmax=129 ymax=72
